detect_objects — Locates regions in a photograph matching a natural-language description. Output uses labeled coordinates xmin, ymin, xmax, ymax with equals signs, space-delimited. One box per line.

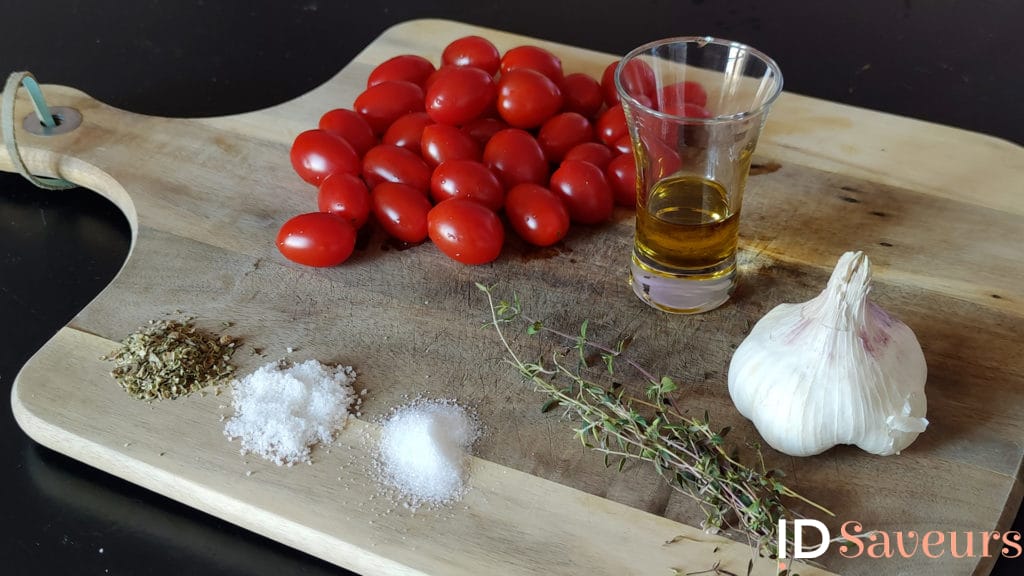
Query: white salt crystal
xmin=378 ymin=400 xmax=480 ymax=506
xmin=224 ymin=360 xmax=356 ymax=465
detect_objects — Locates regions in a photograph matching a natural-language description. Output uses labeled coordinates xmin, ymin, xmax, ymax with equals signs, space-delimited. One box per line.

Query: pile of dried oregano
xmin=102 ymin=319 xmax=237 ymax=400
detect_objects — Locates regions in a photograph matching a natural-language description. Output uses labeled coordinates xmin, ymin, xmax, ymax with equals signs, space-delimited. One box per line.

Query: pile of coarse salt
xmin=224 ymin=359 xmax=359 ymax=466
xmin=378 ymin=399 xmax=480 ymax=507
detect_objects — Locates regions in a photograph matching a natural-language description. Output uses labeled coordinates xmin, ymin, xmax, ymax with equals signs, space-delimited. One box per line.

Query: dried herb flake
xmin=102 ymin=319 xmax=238 ymax=401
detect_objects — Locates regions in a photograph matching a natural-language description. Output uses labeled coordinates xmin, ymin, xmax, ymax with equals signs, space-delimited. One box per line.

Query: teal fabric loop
xmin=20 ymin=75 xmax=59 ymax=129
xmin=2 ymin=71 xmax=77 ymax=190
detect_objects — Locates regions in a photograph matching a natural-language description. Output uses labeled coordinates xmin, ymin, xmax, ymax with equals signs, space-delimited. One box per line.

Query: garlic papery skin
xmin=727 ymin=251 xmax=928 ymax=457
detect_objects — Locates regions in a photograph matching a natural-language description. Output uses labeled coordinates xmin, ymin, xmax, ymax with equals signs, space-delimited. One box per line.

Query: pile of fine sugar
xmin=378 ymin=399 xmax=480 ymax=506
xmin=224 ymin=360 xmax=357 ymax=466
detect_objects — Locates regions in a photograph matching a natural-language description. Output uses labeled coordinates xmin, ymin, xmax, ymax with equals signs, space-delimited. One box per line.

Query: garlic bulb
xmin=728 ymin=251 xmax=928 ymax=457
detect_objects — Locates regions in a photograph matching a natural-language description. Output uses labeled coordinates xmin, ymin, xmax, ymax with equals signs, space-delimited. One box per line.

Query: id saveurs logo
xmin=778 ymin=520 xmax=1023 ymax=560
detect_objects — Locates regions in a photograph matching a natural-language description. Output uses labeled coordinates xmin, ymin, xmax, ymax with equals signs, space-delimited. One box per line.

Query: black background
xmin=1 ymin=1 xmax=1021 ymax=575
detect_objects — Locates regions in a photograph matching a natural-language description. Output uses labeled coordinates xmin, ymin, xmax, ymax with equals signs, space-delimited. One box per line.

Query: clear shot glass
xmin=617 ymin=37 xmax=782 ymax=313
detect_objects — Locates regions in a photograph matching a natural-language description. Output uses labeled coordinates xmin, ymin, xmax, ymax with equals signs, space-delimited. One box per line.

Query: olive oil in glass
xmin=617 ymin=37 xmax=781 ymax=313
xmin=634 ymin=175 xmax=738 ymax=276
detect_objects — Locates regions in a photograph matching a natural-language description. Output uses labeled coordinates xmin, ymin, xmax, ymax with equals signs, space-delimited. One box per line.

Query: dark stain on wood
xmin=748 ymin=161 xmax=782 ymax=176
xmin=879 ymin=241 xmax=894 ymax=247
xmin=840 ymin=185 xmax=860 ymax=193
xmin=870 ymin=211 xmax=887 ymax=217
xmin=992 ymin=294 xmax=1003 ymax=299
xmin=840 ymin=196 xmax=860 ymax=203
xmin=212 ymin=135 xmax=238 ymax=155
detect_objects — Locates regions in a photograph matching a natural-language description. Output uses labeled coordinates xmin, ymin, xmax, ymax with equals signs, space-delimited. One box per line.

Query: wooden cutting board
xmin=5 ymin=19 xmax=1024 ymax=576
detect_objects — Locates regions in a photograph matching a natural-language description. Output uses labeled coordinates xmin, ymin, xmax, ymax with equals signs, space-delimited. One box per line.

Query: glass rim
xmin=615 ymin=35 xmax=784 ymax=124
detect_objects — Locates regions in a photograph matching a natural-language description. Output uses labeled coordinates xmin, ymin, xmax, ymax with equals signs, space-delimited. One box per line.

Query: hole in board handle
xmin=23 ymin=106 xmax=82 ymax=136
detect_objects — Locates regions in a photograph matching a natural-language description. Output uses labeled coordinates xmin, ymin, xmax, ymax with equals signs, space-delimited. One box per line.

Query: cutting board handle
xmin=1 ymin=72 xmax=84 ymax=189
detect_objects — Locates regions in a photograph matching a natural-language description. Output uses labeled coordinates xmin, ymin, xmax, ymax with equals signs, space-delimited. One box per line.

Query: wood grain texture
xmin=3 ymin=18 xmax=1024 ymax=575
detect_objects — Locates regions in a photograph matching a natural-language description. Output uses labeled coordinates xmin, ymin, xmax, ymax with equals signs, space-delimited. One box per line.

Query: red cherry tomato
xmin=425 ymin=66 xmax=497 ymax=126
xmin=423 ymin=66 xmax=445 ymax=93
xmin=290 ymin=129 xmax=360 ymax=185
xmin=461 ymin=117 xmax=508 ymax=146
xmin=362 ymin=144 xmax=432 ymax=192
xmin=601 ymin=59 xmax=656 ymax=106
xmin=500 ymin=45 xmax=563 ymax=83
xmin=596 ymin=104 xmax=628 ymax=147
xmin=612 ymin=134 xmax=633 ymax=155
xmin=372 ymin=182 xmax=432 ymax=243
xmin=318 ymin=109 xmax=377 ymax=157
xmin=606 ymin=153 xmax=638 ymax=207
xmin=442 ymin=35 xmax=501 ymax=75
xmin=420 ymin=123 xmax=482 ymax=166
xmin=504 ymin=183 xmax=571 ymax=247
xmin=537 ymin=112 xmax=593 ymax=164
xmin=688 ymin=83 xmax=709 ymax=108
xmin=383 ymin=112 xmax=434 ymax=154
xmin=563 ymin=142 xmax=614 ymax=170
xmin=367 ymin=54 xmax=436 ymax=89
xmin=276 ymin=212 xmax=356 ymax=267
xmin=639 ymin=129 xmax=684 ymax=180
xmin=430 ymin=160 xmax=504 ymax=211
xmin=354 ymin=80 xmax=425 ymax=135
xmin=483 ymin=128 xmax=549 ymax=189
xmin=600 ymin=61 xmax=619 ymax=106
xmin=633 ymin=93 xmax=654 ymax=108
xmin=497 ymin=69 xmax=563 ymax=130
xmin=549 ymin=160 xmax=614 ymax=224
xmin=560 ymin=72 xmax=604 ymax=118
xmin=317 ymin=172 xmax=372 ymax=228
xmin=656 ymin=80 xmax=709 ymax=111
xmin=427 ymin=199 xmax=505 ymax=265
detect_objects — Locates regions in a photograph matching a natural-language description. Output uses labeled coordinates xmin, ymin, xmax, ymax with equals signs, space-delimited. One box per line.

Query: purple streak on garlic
xmin=727 ymin=251 xmax=928 ymax=457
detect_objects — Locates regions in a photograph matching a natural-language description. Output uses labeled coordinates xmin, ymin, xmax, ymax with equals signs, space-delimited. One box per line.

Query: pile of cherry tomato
xmin=277 ymin=35 xmax=708 ymax=267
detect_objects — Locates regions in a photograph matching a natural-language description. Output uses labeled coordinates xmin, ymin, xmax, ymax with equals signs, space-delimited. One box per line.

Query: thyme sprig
xmin=477 ymin=284 xmax=832 ymax=557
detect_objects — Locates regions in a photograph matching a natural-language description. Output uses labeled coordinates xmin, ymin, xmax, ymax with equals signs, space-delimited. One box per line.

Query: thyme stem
xmin=521 ymin=312 xmax=661 ymax=384
xmin=477 ymin=284 xmax=833 ymax=557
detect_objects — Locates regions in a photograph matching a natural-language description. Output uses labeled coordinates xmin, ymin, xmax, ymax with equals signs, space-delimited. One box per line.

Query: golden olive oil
xmin=634 ymin=175 xmax=738 ymax=272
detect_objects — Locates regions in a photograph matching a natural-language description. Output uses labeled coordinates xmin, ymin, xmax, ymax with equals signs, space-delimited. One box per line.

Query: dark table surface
xmin=1 ymin=2 xmax=1021 ymax=575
